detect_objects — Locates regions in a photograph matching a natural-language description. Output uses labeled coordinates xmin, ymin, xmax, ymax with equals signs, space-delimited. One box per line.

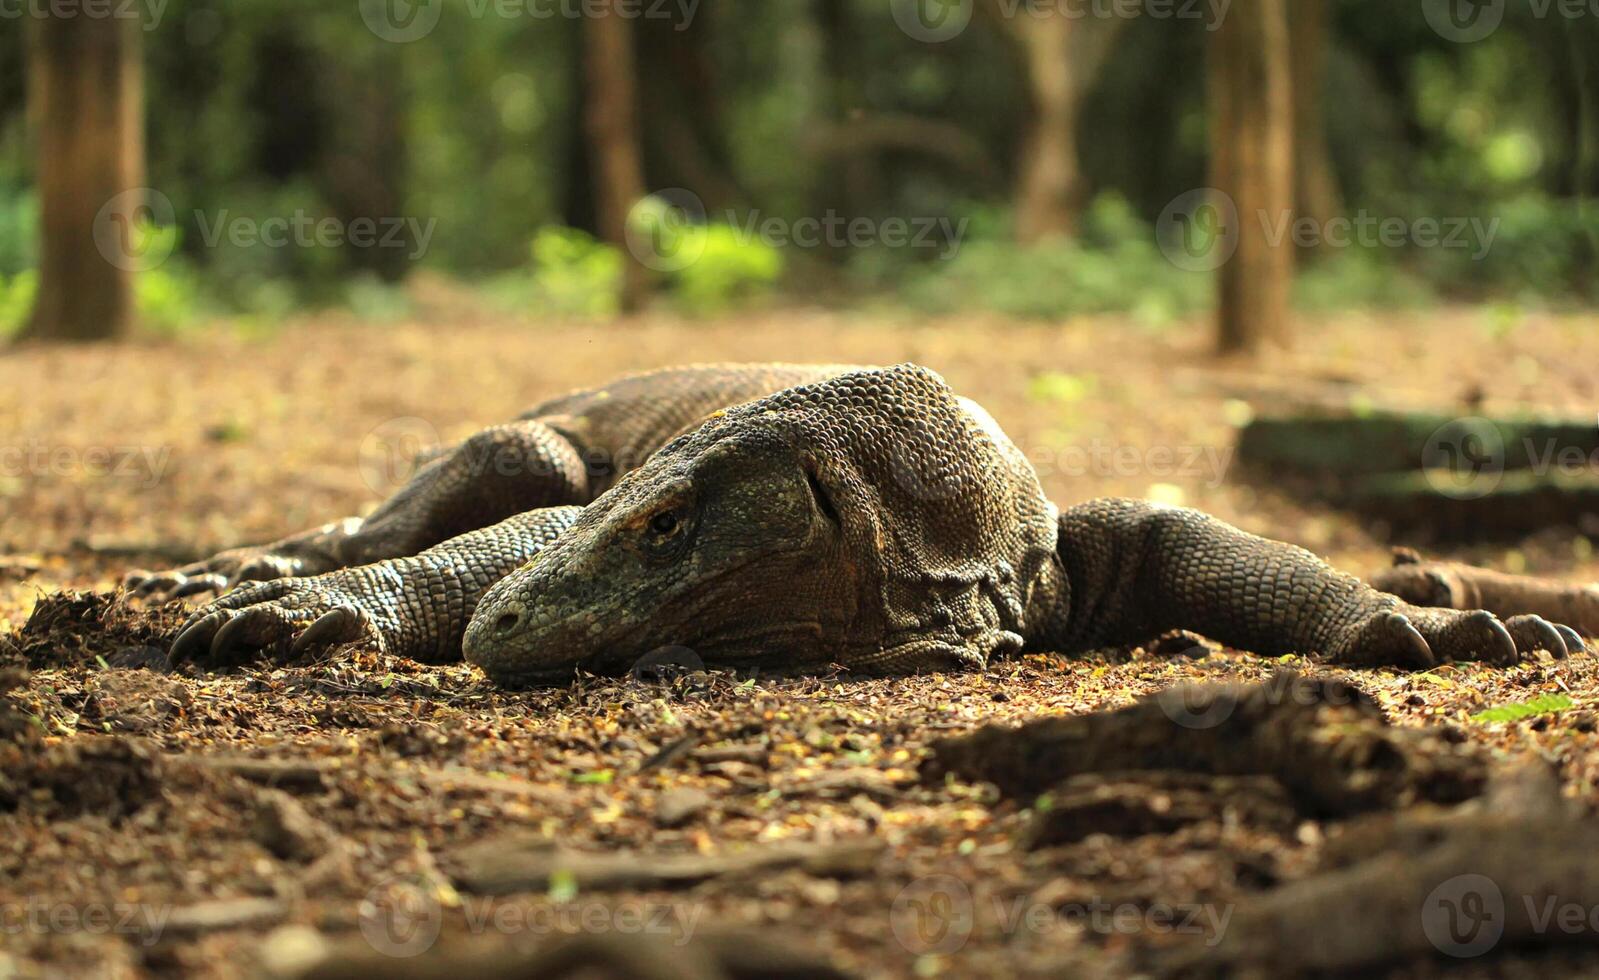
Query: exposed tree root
xmin=1024 ymin=771 xmax=1299 ymax=848
xmin=280 ymin=928 xmax=851 ymax=980
xmin=1138 ymin=764 xmax=1599 ymax=976
xmin=925 ymin=670 xmax=1487 ymax=817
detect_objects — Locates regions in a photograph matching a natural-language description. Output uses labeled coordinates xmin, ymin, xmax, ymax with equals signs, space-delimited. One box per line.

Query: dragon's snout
xmin=462 ymin=593 xmax=550 ymax=684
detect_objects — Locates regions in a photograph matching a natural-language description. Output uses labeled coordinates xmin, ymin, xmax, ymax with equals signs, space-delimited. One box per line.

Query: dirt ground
xmin=2 ymin=303 xmax=1599 ymax=978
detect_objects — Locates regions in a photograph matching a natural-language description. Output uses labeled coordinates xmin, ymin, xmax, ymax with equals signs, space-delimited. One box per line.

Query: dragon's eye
xmin=648 ymin=511 xmax=680 ymax=536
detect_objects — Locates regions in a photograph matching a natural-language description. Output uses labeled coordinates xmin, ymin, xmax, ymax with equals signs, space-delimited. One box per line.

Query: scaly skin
xmin=165 ymin=364 xmax=1585 ymax=680
xmin=1040 ymin=497 xmax=1581 ymax=670
xmin=128 ymin=364 xmax=860 ymax=597
xmin=171 ymin=507 xmax=582 ymax=664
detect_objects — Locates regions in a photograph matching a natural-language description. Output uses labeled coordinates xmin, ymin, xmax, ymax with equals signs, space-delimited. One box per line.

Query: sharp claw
xmin=1507 ymin=616 xmax=1567 ymax=661
xmin=292 ymin=605 xmax=362 ymax=655
xmin=209 ymin=613 xmax=255 ymax=660
xmin=1484 ymin=615 xmax=1518 ymax=666
xmin=172 ymin=611 xmax=227 ymax=663
xmin=1389 ymin=613 xmax=1436 ymax=669
xmin=1556 ymin=624 xmax=1586 ymax=656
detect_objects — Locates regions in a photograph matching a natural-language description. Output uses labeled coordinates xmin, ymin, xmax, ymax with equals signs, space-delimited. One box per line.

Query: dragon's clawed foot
xmin=1337 ymin=606 xmax=1585 ymax=669
xmin=170 ymin=576 xmax=381 ymax=665
xmin=125 ymin=520 xmax=360 ymax=601
xmin=125 ymin=549 xmax=301 ymax=600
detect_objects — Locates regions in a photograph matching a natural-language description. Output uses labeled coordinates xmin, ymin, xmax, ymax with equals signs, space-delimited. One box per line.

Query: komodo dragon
xmin=125 ymin=364 xmax=1586 ymax=686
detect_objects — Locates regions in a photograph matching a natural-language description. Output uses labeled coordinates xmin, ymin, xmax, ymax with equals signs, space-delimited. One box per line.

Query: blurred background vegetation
xmin=0 ymin=0 xmax=1595 ymax=341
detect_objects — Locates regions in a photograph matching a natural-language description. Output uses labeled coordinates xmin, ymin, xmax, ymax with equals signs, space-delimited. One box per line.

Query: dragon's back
xmin=525 ymin=363 xmax=868 ymax=489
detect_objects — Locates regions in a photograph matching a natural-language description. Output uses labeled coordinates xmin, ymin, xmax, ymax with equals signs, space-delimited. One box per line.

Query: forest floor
xmin=3 ymin=302 xmax=1599 ymax=978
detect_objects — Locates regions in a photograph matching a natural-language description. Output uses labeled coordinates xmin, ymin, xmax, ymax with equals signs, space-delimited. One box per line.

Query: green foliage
xmin=0 ymin=269 xmax=36 ymax=338
xmin=508 ymin=215 xmax=783 ymax=318
xmin=1416 ymin=195 xmax=1599 ymax=303
xmin=1 ymin=0 xmax=1595 ymax=324
xmin=1470 ymin=693 xmax=1575 ymax=724
xmin=895 ymin=195 xmax=1210 ymax=324
xmin=0 ymin=266 xmax=203 ymax=340
xmin=669 ymin=224 xmax=784 ymax=315
xmin=1026 ymin=371 xmax=1095 ymax=406
xmin=524 ymin=227 xmax=622 ymax=318
xmin=127 ymin=218 xmax=204 ymax=336
xmin=137 ymin=265 xmax=204 ymax=336
xmin=1294 ymin=247 xmax=1436 ymax=313
xmin=343 ymin=274 xmax=413 ymax=323
xmin=0 ymin=187 xmax=37 ymax=276
xmin=0 ymin=211 xmax=202 ymax=338
xmin=627 ymin=196 xmax=784 ymax=313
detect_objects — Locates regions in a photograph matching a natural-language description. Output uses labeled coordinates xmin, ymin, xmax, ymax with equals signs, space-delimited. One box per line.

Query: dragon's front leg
xmin=169 ymin=506 xmax=582 ymax=665
xmin=128 ymin=419 xmax=591 ymax=599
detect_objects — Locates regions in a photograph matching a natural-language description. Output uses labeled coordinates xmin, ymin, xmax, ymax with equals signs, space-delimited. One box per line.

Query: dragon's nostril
xmin=494 ymin=611 xmax=521 ymax=634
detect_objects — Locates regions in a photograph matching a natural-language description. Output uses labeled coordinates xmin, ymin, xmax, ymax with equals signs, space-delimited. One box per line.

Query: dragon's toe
xmin=1504 ymin=614 xmax=1569 ymax=660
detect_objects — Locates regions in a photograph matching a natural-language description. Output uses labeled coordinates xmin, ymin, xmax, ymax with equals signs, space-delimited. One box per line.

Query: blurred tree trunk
xmin=1289 ymin=0 xmax=1342 ymax=240
xmin=985 ymin=6 xmax=1126 ymax=244
xmin=637 ymin=14 xmax=744 ymax=215
xmin=561 ymin=21 xmax=598 ymax=234
xmin=1210 ymin=0 xmax=1294 ymax=355
xmin=318 ymin=48 xmax=409 ymax=282
xmin=583 ymin=0 xmax=650 ymax=312
xmin=1551 ymin=18 xmax=1599 ymax=297
xmin=24 ymin=14 xmax=143 ymax=342
xmin=815 ymin=0 xmax=889 ymax=228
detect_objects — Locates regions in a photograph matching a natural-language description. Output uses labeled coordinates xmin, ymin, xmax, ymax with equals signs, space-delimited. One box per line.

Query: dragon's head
xmin=462 ymin=365 xmax=1059 ymax=686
